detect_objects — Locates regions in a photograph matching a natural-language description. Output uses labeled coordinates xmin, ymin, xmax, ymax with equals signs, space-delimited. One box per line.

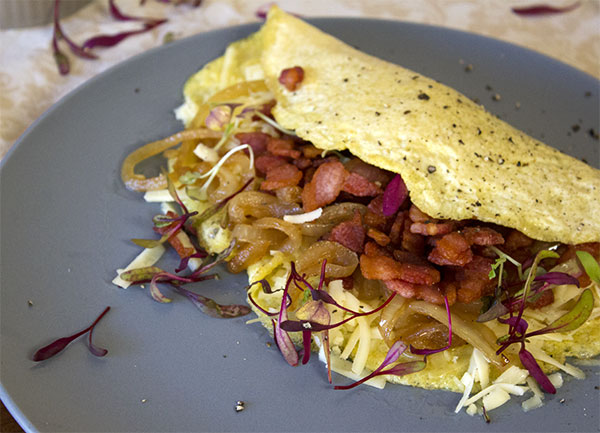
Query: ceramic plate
xmin=1 ymin=18 xmax=598 ymax=433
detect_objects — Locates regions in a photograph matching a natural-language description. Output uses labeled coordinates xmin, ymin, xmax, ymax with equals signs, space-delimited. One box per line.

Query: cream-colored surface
xmin=260 ymin=8 xmax=600 ymax=244
xmin=0 ymin=0 xmax=599 ymax=161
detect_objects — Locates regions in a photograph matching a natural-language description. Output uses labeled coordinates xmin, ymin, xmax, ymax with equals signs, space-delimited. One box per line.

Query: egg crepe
xmin=171 ymin=7 xmax=600 ymax=403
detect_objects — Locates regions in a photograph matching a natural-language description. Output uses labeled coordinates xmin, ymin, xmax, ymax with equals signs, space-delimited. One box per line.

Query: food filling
xmin=116 ymin=76 xmax=600 ymax=417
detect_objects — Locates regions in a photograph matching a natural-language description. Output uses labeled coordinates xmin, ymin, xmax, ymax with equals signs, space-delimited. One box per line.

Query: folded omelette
xmin=122 ymin=6 xmax=600 ymax=416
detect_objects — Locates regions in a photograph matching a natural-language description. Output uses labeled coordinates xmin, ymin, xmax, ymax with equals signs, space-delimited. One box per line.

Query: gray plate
xmin=1 ymin=18 xmax=599 ymax=433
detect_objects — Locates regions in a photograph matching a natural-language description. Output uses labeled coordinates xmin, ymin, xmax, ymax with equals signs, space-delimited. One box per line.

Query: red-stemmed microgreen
xmin=410 ymin=295 xmax=453 ymax=355
xmin=120 ymin=241 xmax=236 ymax=308
xmin=32 ymin=306 xmax=110 ymax=361
xmin=512 ymin=2 xmax=580 ymax=16
xmin=334 ymin=341 xmax=427 ymax=390
xmin=382 ymin=174 xmax=408 ymax=217
xmin=173 ymin=285 xmax=250 ymax=318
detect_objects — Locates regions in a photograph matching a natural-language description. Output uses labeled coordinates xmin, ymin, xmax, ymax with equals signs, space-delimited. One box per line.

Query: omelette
xmin=118 ymin=7 xmax=600 ymax=416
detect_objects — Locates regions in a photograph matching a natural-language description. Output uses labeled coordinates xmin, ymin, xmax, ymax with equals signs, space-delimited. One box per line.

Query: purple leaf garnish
xmin=82 ymin=21 xmax=167 ymax=51
xmin=534 ymin=271 xmax=579 ymax=287
xmin=410 ymin=295 xmax=452 ymax=355
xmin=33 ymin=306 xmax=110 ymax=361
xmin=334 ymin=341 xmax=426 ymax=390
xmin=512 ymin=2 xmax=580 ymax=16
xmin=275 ymin=270 xmax=300 ymax=366
xmin=174 ymin=286 xmax=250 ymax=318
xmin=382 ymin=174 xmax=408 ymax=216
xmin=519 ymin=347 xmax=556 ymax=393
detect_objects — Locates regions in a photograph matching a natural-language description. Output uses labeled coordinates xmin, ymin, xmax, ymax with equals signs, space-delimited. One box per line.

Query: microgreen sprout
xmin=334 ymin=341 xmax=426 ymax=390
xmin=576 ymin=251 xmax=600 ymax=284
xmin=254 ymin=111 xmax=297 ymax=136
xmin=32 ymin=306 xmax=110 ymax=361
xmin=194 ymin=144 xmax=255 ymax=201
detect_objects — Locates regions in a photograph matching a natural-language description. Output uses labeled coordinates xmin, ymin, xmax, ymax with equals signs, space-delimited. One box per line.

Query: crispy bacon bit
xmin=408 ymin=205 xmax=432 ymax=223
xmin=393 ymin=249 xmax=430 ymax=266
xmin=410 ymin=221 xmax=455 ymax=236
xmin=279 ymin=66 xmax=304 ymax=91
xmin=342 ymin=172 xmax=381 ymax=197
xmin=462 ymin=226 xmax=504 ymax=246
xmin=428 ymin=232 xmax=473 ymax=266
xmin=529 ymin=290 xmax=555 ymax=309
xmin=455 ymin=256 xmax=496 ymax=303
xmin=267 ymin=138 xmax=302 ymax=159
xmin=344 ymin=158 xmax=391 ymax=185
xmin=364 ymin=241 xmax=392 ymax=258
xmin=360 ymin=254 xmax=440 ymax=285
xmin=260 ymin=163 xmax=303 ymax=191
xmin=255 ymin=154 xmax=287 ymax=175
xmin=388 ymin=211 xmax=407 ymax=245
xmin=329 ymin=210 xmax=366 ymax=253
xmin=367 ymin=227 xmax=390 ymax=246
xmin=235 ymin=132 xmax=270 ymax=155
xmin=293 ymin=157 xmax=312 ymax=170
xmin=401 ymin=224 xmax=425 ymax=255
xmin=384 ymin=280 xmax=457 ymax=305
xmin=504 ymin=229 xmax=534 ymax=251
xmin=302 ymin=145 xmax=323 ymax=159
xmin=301 ymin=160 xmax=348 ymax=211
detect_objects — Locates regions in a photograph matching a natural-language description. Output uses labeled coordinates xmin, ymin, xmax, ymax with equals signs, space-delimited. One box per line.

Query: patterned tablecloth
xmin=0 ymin=0 xmax=598 ymax=160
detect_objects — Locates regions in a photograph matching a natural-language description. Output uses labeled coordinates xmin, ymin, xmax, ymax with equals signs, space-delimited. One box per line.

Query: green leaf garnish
xmin=526 ymin=289 xmax=594 ymax=337
xmin=576 ymin=251 xmax=600 ymax=284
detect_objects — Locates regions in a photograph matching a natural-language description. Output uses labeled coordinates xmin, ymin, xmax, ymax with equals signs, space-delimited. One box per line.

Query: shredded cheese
xmin=283 ymin=208 xmax=323 ymax=223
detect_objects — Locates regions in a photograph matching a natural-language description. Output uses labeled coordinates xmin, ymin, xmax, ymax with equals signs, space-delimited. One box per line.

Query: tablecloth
xmin=0 ymin=0 xmax=598 ymax=160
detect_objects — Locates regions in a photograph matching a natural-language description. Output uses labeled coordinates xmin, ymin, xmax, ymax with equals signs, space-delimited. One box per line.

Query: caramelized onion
xmin=228 ymin=240 xmax=269 ymax=273
xmin=301 ymin=203 xmax=366 ymax=237
xmin=408 ymin=300 xmax=505 ymax=367
xmin=121 ymin=129 xmax=221 ymax=191
xmin=228 ymin=191 xmax=301 ymax=224
xmin=296 ymin=241 xmax=358 ymax=278
xmin=253 ymin=217 xmax=302 ymax=253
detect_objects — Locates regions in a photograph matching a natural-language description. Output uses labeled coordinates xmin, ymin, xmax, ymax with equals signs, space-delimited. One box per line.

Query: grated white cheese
xmin=143 ymin=188 xmax=190 ymax=203
xmin=283 ymin=208 xmax=323 ymax=224
xmin=193 ymin=142 xmax=219 ymax=163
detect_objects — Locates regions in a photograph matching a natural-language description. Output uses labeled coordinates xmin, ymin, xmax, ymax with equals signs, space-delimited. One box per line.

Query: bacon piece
xmin=360 ymin=254 xmax=440 ymax=285
xmin=529 ymin=290 xmax=555 ymax=310
xmin=408 ymin=205 xmax=432 ymax=223
xmin=329 ymin=210 xmax=365 ymax=253
xmin=260 ymin=163 xmax=303 ymax=191
xmin=366 ymin=227 xmax=391 ymax=246
xmin=393 ymin=249 xmax=430 ymax=266
xmin=267 ymin=138 xmax=301 ymax=159
xmin=410 ymin=221 xmax=455 ymax=236
xmin=255 ymin=154 xmax=287 ymax=175
xmin=428 ymin=232 xmax=473 ymax=266
xmin=401 ymin=223 xmax=425 ymax=255
xmin=364 ymin=241 xmax=392 ymax=258
xmin=302 ymin=145 xmax=323 ymax=159
xmin=235 ymin=132 xmax=270 ymax=156
xmin=293 ymin=157 xmax=312 ymax=170
xmin=279 ymin=66 xmax=304 ymax=91
xmin=558 ymin=242 xmax=600 ymax=287
xmin=462 ymin=226 xmax=504 ymax=246
xmin=342 ymin=172 xmax=381 ymax=197
xmin=504 ymin=229 xmax=534 ymax=251
xmin=345 ymin=158 xmax=391 ymax=185
xmin=384 ymin=280 xmax=457 ymax=306
xmin=455 ymin=255 xmax=496 ymax=303
xmin=388 ymin=211 xmax=406 ymax=245
xmin=301 ymin=160 xmax=348 ymax=211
